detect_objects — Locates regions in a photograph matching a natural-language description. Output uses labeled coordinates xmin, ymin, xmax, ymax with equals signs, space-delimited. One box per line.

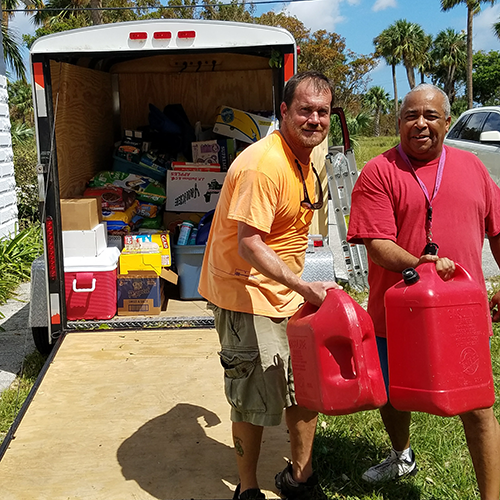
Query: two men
xmin=347 ymin=83 xmax=500 ymax=500
xmin=199 ymin=71 xmax=340 ymax=500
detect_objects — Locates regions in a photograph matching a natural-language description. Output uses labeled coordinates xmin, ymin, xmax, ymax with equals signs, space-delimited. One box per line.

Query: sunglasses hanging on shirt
xmin=295 ymin=159 xmax=324 ymax=210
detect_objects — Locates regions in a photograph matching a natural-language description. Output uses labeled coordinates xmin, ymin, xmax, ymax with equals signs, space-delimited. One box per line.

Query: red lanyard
xmin=396 ymin=144 xmax=447 ymax=243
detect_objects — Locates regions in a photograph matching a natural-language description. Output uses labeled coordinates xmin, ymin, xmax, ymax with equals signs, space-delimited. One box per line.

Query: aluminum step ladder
xmin=325 ymin=150 xmax=369 ymax=291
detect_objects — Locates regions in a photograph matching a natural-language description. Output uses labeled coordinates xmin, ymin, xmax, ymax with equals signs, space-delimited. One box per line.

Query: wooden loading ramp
xmin=0 ymin=328 xmax=291 ymax=499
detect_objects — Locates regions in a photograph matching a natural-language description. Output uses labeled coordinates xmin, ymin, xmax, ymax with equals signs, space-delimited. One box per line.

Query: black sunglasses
xmin=295 ymin=160 xmax=324 ymax=210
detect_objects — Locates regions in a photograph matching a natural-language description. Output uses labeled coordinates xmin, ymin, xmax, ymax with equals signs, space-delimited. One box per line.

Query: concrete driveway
xmin=0 ymin=282 xmax=35 ymax=394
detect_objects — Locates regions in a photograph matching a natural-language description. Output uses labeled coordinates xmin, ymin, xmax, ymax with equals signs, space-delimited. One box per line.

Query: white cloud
xmin=372 ymin=0 xmax=398 ymax=12
xmin=473 ymin=4 xmax=500 ymax=52
xmin=285 ymin=0 xmax=344 ymax=32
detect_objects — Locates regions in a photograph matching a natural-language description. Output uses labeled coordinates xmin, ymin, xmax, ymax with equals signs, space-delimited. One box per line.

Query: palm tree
xmin=374 ymin=21 xmax=428 ymax=133
xmin=417 ymin=34 xmax=434 ymax=84
xmin=441 ymin=0 xmax=497 ymax=109
xmin=390 ymin=19 xmax=428 ymax=90
xmin=495 ymin=18 xmax=500 ymax=39
xmin=374 ymin=28 xmax=401 ymax=134
xmin=431 ymin=28 xmax=467 ymax=103
xmin=2 ymin=21 xmax=26 ymax=80
xmin=365 ymin=86 xmax=390 ymax=137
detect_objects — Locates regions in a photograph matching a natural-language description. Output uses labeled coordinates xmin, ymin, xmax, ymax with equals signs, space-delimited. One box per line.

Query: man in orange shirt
xmin=199 ymin=71 xmax=340 ymax=500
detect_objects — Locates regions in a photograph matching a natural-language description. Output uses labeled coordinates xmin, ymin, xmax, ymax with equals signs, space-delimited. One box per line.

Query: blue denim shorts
xmin=376 ymin=336 xmax=390 ymax=395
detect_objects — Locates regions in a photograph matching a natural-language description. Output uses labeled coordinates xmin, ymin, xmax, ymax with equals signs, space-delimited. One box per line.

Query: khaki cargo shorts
xmin=210 ymin=304 xmax=296 ymax=426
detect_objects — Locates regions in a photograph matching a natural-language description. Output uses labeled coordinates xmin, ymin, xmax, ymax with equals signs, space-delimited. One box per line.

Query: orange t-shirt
xmin=198 ymin=131 xmax=315 ymax=318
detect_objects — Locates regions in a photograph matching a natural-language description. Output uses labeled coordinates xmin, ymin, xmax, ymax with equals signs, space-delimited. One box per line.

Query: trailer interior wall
xmin=50 ymin=53 xmax=274 ymax=199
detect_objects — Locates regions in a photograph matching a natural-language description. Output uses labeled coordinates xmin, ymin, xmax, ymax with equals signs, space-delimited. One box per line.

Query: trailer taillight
xmin=130 ymin=32 xmax=147 ymax=40
xmin=178 ymin=30 xmax=196 ymax=39
xmin=154 ymin=31 xmax=172 ymax=39
xmin=45 ymin=216 xmax=57 ymax=281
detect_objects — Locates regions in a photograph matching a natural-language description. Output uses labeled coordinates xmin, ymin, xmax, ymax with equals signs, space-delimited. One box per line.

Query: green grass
xmin=0 ymin=350 xmax=47 ymax=444
xmin=355 ymin=136 xmax=400 ymax=169
xmin=313 ymin=313 xmax=500 ymax=500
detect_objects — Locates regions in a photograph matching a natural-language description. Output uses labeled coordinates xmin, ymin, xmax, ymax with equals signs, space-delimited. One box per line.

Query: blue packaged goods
xmin=117 ymin=271 xmax=162 ymax=316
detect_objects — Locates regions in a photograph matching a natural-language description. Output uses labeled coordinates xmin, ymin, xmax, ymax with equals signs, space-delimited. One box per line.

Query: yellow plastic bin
xmin=172 ymin=244 xmax=206 ymax=300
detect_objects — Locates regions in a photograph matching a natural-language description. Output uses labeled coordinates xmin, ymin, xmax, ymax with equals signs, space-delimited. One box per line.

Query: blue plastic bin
xmin=172 ymin=244 xmax=206 ymax=300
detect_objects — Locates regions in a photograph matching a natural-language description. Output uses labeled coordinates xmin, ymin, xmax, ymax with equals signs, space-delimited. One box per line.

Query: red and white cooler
xmin=64 ymin=246 xmax=120 ymax=320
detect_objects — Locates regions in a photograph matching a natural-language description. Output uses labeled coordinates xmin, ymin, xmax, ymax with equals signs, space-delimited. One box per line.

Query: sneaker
xmin=233 ymin=483 xmax=265 ymax=500
xmin=275 ymin=462 xmax=326 ymax=500
xmin=361 ymin=449 xmax=417 ymax=483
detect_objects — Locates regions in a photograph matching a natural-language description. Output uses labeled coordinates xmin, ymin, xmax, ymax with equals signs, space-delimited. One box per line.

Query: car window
xmin=458 ymin=112 xmax=488 ymax=141
xmin=482 ymin=112 xmax=500 ymax=133
xmin=447 ymin=114 xmax=470 ymax=139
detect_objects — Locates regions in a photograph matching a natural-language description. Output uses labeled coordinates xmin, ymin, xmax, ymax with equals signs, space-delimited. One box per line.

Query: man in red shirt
xmin=347 ymin=83 xmax=500 ymax=499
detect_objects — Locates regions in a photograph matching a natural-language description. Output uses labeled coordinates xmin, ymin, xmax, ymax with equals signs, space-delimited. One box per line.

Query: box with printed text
xmin=213 ymin=106 xmax=277 ymax=144
xmin=166 ymin=170 xmax=226 ymax=212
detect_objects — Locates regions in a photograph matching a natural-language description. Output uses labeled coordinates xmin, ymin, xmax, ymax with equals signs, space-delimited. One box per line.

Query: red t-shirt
xmin=347 ymin=145 xmax=500 ymax=337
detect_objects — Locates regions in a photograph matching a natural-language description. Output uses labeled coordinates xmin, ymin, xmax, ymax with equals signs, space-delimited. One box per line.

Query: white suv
xmin=444 ymin=106 xmax=500 ymax=186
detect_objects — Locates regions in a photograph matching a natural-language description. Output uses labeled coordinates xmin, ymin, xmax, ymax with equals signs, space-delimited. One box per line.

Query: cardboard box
xmin=213 ymin=106 xmax=277 ymax=144
xmin=172 ymin=162 xmax=220 ymax=172
xmin=119 ymin=249 xmax=178 ymax=284
xmin=119 ymin=251 xmax=162 ymax=276
xmin=123 ymin=232 xmax=172 ymax=268
xmin=117 ymin=271 xmax=164 ymax=316
xmin=166 ymin=170 xmax=226 ymax=212
xmin=60 ymin=198 xmax=102 ymax=231
xmin=62 ymin=223 xmax=107 ymax=259
xmin=191 ymin=139 xmax=236 ymax=170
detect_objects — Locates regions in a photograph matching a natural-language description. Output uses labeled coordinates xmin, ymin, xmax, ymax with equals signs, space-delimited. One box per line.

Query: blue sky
xmin=263 ymin=0 xmax=500 ymax=98
xmin=9 ymin=0 xmax=500 ymax=97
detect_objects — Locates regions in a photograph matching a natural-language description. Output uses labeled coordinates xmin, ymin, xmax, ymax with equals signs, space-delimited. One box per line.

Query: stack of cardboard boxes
xmin=60 ymin=105 xmax=277 ymax=320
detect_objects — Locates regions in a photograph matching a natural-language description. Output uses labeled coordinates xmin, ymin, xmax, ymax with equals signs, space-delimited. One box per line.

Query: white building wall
xmin=0 ymin=74 xmax=18 ymax=239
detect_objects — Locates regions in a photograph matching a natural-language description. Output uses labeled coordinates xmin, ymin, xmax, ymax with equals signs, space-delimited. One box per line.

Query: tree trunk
xmin=467 ymin=5 xmax=473 ymax=108
xmin=90 ymin=0 xmax=103 ymax=25
xmin=392 ymin=63 xmax=399 ymax=135
xmin=445 ymin=65 xmax=456 ymax=104
xmin=375 ymin=110 xmax=380 ymax=137
xmin=404 ymin=61 xmax=416 ymax=89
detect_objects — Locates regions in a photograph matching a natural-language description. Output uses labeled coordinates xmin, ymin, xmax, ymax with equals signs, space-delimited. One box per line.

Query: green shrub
xmin=13 ymin=137 xmax=39 ymax=228
xmin=0 ymin=224 xmax=42 ymax=306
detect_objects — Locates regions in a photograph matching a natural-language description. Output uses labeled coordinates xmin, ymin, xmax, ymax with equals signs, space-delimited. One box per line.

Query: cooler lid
xmin=64 ymin=246 xmax=120 ymax=273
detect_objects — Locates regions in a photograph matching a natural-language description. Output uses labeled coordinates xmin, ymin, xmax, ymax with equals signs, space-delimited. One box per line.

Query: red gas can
xmin=385 ymin=263 xmax=495 ymax=417
xmin=287 ymin=288 xmax=387 ymax=415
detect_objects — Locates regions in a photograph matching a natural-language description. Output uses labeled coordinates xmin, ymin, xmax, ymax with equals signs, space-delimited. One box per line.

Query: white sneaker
xmin=362 ymin=449 xmax=417 ymax=483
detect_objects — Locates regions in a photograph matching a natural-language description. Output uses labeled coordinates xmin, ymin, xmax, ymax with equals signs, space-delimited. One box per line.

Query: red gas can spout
xmin=402 ymin=267 xmax=420 ymax=285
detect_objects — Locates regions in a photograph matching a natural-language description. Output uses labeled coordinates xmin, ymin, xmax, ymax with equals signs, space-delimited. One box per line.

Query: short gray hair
xmin=400 ymin=84 xmax=451 ymax=119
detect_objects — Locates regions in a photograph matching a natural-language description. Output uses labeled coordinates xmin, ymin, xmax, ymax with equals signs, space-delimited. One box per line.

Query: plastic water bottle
xmin=385 ymin=263 xmax=495 ymax=417
xmin=287 ymin=288 xmax=387 ymax=415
